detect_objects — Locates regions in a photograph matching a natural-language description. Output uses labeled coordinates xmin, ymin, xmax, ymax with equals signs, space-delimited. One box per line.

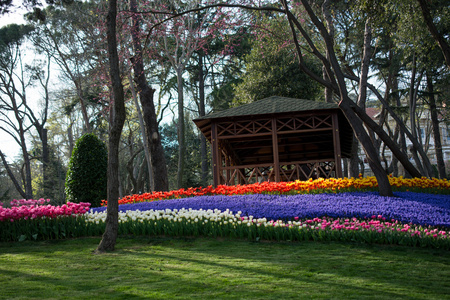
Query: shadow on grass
xmin=1 ymin=236 xmax=449 ymax=299
xmin=0 ymin=266 xmax=151 ymax=299
xmin=114 ymin=236 xmax=450 ymax=299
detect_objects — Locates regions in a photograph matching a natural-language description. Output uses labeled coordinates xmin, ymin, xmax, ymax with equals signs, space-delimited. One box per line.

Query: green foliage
xmin=233 ymin=16 xmax=321 ymax=105
xmin=31 ymin=147 xmax=67 ymax=204
xmin=198 ymin=30 xmax=252 ymax=112
xmin=0 ymin=164 xmax=19 ymax=204
xmin=65 ymin=133 xmax=107 ymax=207
xmin=160 ymin=115 xmax=204 ymax=190
xmin=0 ymin=23 xmax=34 ymax=49
xmin=0 ymin=215 xmax=100 ymax=242
xmin=0 ymin=23 xmax=35 ymax=66
xmin=209 ymin=76 xmax=243 ymax=112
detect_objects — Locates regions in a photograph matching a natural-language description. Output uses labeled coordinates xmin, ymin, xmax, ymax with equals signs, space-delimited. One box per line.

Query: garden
xmin=1 ymin=176 xmax=449 ymax=249
xmin=1 ymin=175 xmax=450 ymax=299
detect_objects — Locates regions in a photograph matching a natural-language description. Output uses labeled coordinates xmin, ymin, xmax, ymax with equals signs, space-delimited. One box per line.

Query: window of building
xmin=441 ymin=127 xmax=450 ymax=145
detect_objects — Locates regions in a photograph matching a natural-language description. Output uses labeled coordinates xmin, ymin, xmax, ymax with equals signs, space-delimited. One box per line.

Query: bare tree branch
xmin=0 ymin=150 xmax=26 ymax=198
xmin=142 ymin=2 xmax=284 ymax=50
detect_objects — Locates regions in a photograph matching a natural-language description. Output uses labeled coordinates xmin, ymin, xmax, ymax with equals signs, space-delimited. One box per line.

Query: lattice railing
xmin=276 ymin=115 xmax=333 ymax=132
xmin=216 ymin=115 xmax=334 ymax=139
xmin=217 ymin=119 xmax=272 ymax=137
xmin=219 ymin=160 xmax=337 ymax=185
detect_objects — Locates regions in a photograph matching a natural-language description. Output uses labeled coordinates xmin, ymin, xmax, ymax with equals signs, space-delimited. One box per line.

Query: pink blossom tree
xmin=142 ymin=0 xmax=242 ymax=188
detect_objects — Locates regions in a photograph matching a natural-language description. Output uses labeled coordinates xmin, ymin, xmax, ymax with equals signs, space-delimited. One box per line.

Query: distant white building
xmin=357 ymin=107 xmax=450 ymax=177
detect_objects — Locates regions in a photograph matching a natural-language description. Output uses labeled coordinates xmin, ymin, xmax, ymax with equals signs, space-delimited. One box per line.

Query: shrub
xmin=65 ymin=133 xmax=107 ymax=207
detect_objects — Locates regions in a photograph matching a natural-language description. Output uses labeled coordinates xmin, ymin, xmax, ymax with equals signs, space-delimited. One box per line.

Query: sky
xmin=0 ymin=0 xmax=27 ymax=26
xmin=0 ymin=2 xmax=29 ymax=162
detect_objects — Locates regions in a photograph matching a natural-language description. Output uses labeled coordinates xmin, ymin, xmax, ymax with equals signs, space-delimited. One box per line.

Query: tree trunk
xmin=417 ymin=0 xmax=450 ymax=69
xmin=136 ymin=156 xmax=146 ymax=193
xmin=393 ymin=77 xmax=410 ymax=177
xmin=350 ymin=18 xmax=372 ymax=179
xmin=126 ymin=148 xmax=140 ymax=194
xmin=176 ymin=68 xmax=186 ymax=189
xmin=284 ymin=0 xmax=393 ymax=196
xmin=0 ymin=150 xmax=26 ymax=198
xmin=322 ymin=0 xmax=334 ymax=104
xmin=76 ymin=87 xmax=91 ymax=133
xmin=409 ymin=54 xmax=418 ymax=141
xmin=139 ymin=95 xmax=169 ymax=191
xmin=352 ymin=104 xmax=421 ymax=178
xmin=364 ymin=76 xmax=433 ymax=177
xmin=342 ymin=73 xmax=430 ymax=177
xmin=198 ymin=52 xmax=208 ymax=186
xmin=97 ymin=0 xmax=126 ymax=252
xmin=398 ymin=119 xmax=410 ymax=177
xmin=129 ymin=72 xmax=154 ymax=191
xmin=129 ymin=0 xmax=168 ymax=192
xmin=349 ymin=137 xmax=359 ymax=177
xmin=357 ymin=18 xmax=371 ymax=109
xmin=119 ymin=174 xmax=124 ymax=199
xmin=389 ymin=123 xmax=400 ymax=176
xmin=67 ymin=122 xmax=74 ymax=158
xmin=19 ymin=123 xmax=32 ymax=199
xmin=427 ymin=71 xmax=446 ymax=178
xmin=407 ymin=53 xmax=427 ymax=175
xmin=321 ymin=3 xmax=392 ymax=195
xmin=74 ymin=81 xmax=91 ymax=133
xmin=8 ymin=91 xmax=33 ymax=199
xmin=339 ymin=99 xmax=393 ymax=196
xmin=42 ymin=128 xmax=49 ymax=198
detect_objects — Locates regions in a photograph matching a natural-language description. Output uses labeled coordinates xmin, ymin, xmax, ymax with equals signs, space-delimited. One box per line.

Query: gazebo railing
xmin=219 ymin=159 xmax=337 ymax=185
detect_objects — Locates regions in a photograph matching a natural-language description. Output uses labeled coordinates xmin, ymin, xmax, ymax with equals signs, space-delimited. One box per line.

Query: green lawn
xmin=0 ymin=236 xmax=449 ymax=299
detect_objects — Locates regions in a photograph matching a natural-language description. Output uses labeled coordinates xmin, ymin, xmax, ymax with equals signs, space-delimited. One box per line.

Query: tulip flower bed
xmin=102 ymin=176 xmax=450 ymax=206
xmin=85 ymin=191 xmax=450 ymax=249
xmin=0 ymin=201 xmax=91 ymax=222
xmin=85 ymin=207 xmax=449 ymax=249
xmin=91 ymin=192 xmax=450 ymax=228
xmin=9 ymin=198 xmax=51 ymax=207
xmin=0 ymin=201 xmax=92 ymax=242
xmin=1 ymin=176 xmax=449 ymax=249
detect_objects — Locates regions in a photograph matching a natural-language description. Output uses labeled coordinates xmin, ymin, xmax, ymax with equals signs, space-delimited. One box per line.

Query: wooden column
xmin=271 ymin=118 xmax=280 ymax=181
xmin=332 ymin=113 xmax=343 ymax=178
xmin=225 ymin=154 xmax=230 ymax=184
xmin=211 ymin=122 xmax=221 ymax=186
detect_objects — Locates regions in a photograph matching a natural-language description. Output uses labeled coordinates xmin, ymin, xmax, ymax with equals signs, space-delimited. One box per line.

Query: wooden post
xmin=332 ymin=113 xmax=343 ymax=178
xmin=272 ymin=118 xmax=280 ymax=181
xmin=211 ymin=122 xmax=220 ymax=186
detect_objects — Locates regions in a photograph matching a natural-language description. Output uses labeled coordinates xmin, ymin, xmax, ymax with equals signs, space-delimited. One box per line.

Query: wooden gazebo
xmin=193 ymin=96 xmax=353 ymax=186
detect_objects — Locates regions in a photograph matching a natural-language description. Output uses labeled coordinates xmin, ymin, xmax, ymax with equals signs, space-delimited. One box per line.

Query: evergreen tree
xmin=233 ymin=15 xmax=321 ymax=105
xmin=65 ymin=133 xmax=107 ymax=207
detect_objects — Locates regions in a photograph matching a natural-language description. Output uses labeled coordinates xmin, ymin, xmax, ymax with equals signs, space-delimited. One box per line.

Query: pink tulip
xmin=0 ymin=201 xmax=91 ymax=222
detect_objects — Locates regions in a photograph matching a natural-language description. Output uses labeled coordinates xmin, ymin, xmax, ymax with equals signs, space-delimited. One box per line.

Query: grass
xmin=0 ymin=236 xmax=449 ymax=299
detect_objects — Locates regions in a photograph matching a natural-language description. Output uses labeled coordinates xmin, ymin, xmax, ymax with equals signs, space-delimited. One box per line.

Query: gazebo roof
xmin=195 ymin=96 xmax=339 ymax=121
